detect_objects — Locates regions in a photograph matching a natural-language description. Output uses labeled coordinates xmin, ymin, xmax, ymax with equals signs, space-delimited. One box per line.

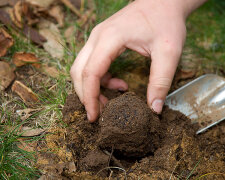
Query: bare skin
xmin=70 ymin=0 xmax=207 ymax=122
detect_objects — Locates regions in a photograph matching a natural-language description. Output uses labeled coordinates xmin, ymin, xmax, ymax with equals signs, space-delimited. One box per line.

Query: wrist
xmin=137 ymin=0 xmax=208 ymax=20
xmin=181 ymin=0 xmax=208 ymax=18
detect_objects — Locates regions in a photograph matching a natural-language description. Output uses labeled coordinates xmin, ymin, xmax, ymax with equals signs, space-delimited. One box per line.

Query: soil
xmin=37 ymin=90 xmax=225 ymax=179
xmin=98 ymin=92 xmax=160 ymax=157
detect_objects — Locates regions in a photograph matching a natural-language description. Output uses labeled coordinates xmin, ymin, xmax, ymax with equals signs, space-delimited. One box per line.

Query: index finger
xmin=82 ymin=38 xmax=124 ymax=122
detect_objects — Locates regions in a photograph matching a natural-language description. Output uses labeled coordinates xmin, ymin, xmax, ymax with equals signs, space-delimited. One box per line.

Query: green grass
xmin=93 ymin=0 xmax=225 ymax=75
xmin=0 ymin=0 xmax=224 ymax=178
xmin=0 ymin=118 xmax=39 ymax=179
xmin=94 ymin=0 xmax=129 ymax=23
xmin=37 ymin=74 xmax=72 ymax=127
xmin=185 ymin=0 xmax=225 ymax=72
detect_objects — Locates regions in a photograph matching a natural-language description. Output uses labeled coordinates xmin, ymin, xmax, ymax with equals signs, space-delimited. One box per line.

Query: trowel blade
xmin=165 ymin=74 xmax=225 ymax=134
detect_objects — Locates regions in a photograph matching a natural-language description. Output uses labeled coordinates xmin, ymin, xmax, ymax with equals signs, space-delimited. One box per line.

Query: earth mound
xmin=98 ymin=92 xmax=160 ymax=157
xmin=37 ymin=91 xmax=225 ymax=179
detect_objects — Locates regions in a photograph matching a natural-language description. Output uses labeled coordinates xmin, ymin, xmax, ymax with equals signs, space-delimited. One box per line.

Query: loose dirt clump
xmin=37 ymin=91 xmax=225 ymax=179
xmin=98 ymin=92 xmax=160 ymax=157
xmin=62 ymin=92 xmax=161 ymax=173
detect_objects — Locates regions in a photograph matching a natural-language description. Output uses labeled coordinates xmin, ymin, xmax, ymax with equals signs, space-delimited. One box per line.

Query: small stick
xmin=108 ymin=170 xmax=113 ymax=180
xmin=103 ymin=150 xmax=124 ymax=169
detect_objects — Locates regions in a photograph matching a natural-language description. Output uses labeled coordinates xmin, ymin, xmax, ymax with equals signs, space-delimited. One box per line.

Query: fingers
xmin=71 ymin=25 xmax=126 ymax=123
xmin=82 ymin=37 xmax=124 ymax=122
xmin=101 ymin=72 xmax=128 ymax=91
xmin=70 ymin=43 xmax=93 ymax=103
xmin=70 ymin=26 xmax=101 ymax=102
xmin=147 ymin=43 xmax=182 ymax=114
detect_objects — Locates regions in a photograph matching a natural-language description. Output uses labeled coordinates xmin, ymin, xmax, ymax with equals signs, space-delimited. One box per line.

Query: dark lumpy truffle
xmin=98 ymin=92 xmax=160 ymax=157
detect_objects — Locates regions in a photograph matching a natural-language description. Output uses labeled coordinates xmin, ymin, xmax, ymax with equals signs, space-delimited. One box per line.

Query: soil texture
xmin=37 ymin=91 xmax=225 ymax=179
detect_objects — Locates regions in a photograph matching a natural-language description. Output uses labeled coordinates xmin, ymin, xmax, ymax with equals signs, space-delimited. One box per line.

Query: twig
xmin=103 ymin=150 xmax=124 ymax=168
xmin=61 ymin=0 xmax=82 ymax=17
xmin=107 ymin=145 xmax=114 ymax=167
xmin=97 ymin=166 xmax=127 ymax=180
xmin=108 ymin=170 xmax=113 ymax=180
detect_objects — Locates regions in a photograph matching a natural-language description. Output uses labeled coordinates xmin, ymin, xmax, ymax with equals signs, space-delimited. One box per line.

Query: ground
xmin=0 ymin=0 xmax=225 ymax=179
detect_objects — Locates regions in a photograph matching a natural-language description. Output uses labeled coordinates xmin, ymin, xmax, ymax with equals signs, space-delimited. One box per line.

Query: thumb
xmin=147 ymin=45 xmax=182 ymax=114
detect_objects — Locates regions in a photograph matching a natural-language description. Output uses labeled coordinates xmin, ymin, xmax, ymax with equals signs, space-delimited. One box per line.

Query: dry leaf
xmin=39 ymin=22 xmax=65 ymax=59
xmin=25 ymin=0 xmax=55 ymax=8
xmin=77 ymin=9 xmax=95 ymax=27
xmin=174 ymin=48 xmax=199 ymax=83
xmin=0 ymin=0 xmax=18 ymax=7
xmin=8 ymin=5 xmax=22 ymax=28
xmin=0 ymin=0 xmax=11 ymax=7
xmin=16 ymin=108 xmax=42 ymax=120
xmin=37 ymin=162 xmax=77 ymax=179
xmin=64 ymin=25 xmax=75 ymax=43
xmin=19 ymin=126 xmax=45 ymax=136
xmin=21 ymin=2 xmax=49 ymax=26
xmin=0 ymin=61 xmax=15 ymax=91
xmin=60 ymin=0 xmax=81 ymax=17
xmin=0 ymin=28 xmax=14 ymax=57
xmin=12 ymin=52 xmax=40 ymax=68
xmin=177 ymin=69 xmax=196 ymax=80
xmin=42 ymin=64 xmax=60 ymax=78
xmin=65 ymin=0 xmax=81 ymax=9
xmin=11 ymin=80 xmax=39 ymax=105
xmin=5 ymin=125 xmax=46 ymax=136
xmin=49 ymin=5 xmax=64 ymax=27
xmin=0 ymin=9 xmax=14 ymax=26
xmin=23 ymin=25 xmax=47 ymax=46
xmin=0 ymin=10 xmax=46 ymax=46
xmin=12 ymin=1 xmax=23 ymax=28
xmin=68 ymin=162 xmax=77 ymax=173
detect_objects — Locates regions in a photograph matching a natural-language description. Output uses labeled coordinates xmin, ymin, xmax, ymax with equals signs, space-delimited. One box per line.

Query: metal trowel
xmin=165 ymin=74 xmax=225 ymax=134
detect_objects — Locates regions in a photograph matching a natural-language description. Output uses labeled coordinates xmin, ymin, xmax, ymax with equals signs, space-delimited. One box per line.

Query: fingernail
xmin=151 ymin=99 xmax=164 ymax=114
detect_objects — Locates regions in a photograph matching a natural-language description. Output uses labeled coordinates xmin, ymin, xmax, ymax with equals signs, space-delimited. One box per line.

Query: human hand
xmin=70 ymin=0 xmax=206 ymax=122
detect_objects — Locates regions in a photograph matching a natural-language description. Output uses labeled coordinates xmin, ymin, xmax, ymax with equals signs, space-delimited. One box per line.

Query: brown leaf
xmin=0 ymin=28 xmax=14 ymax=57
xmin=174 ymin=69 xmax=196 ymax=87
xmin=60 ymin=0 xmax=81 ymax=17
xmin=12 ymin=52 xmax=40 ymax=68
xmin=68 ymin=162 xmax=76 ymax=173
xmin=0 ymin=61 xmax=15 ymax=91
xmin=12 ymin=1 xmax=23 ymax=28
xmin=5 ymin=125 xmax=45 ymax=136
xmin=0 ymin=0 xmax=18 ymax=7
xmin=0 ymin=0 xmax=11 ymax=7
xmin=67 ymin=0 xmax=81 ymax=9
xmin=25 ymin=0 xmax=55 ymax=8
xmin=8 ymin=6 xmax=22 ymax=28
xmin=39 ymin=22 xmax=65 ymax=59
xmin=49 ymin=5 xmax=64 ymax=27
xmin=16 ymin=108 xmax=42 ymax=120
xmin=42 ymin=64 xmax=60 ymax=78
xmin=23 ymin=25 xmax=47 ymax=45
xmin=0 ymin=10 xmax=46 ymax=46
xmin=21 ymin=2 xmax=49 ymax=26
xmin=77 ymin=9 xmax=95 ymax=27
xmin=0 ymin=9 xmax=14 ymax=26
xmin=11 ymin=80 xmax=39 ymax=105
xmin=178 ymin=69 xmax=196 ymax=80
xmin=64 ymin=25 xmax=75 ymax=43
xmin=19 ymin=126 xmax=45 ymax=136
